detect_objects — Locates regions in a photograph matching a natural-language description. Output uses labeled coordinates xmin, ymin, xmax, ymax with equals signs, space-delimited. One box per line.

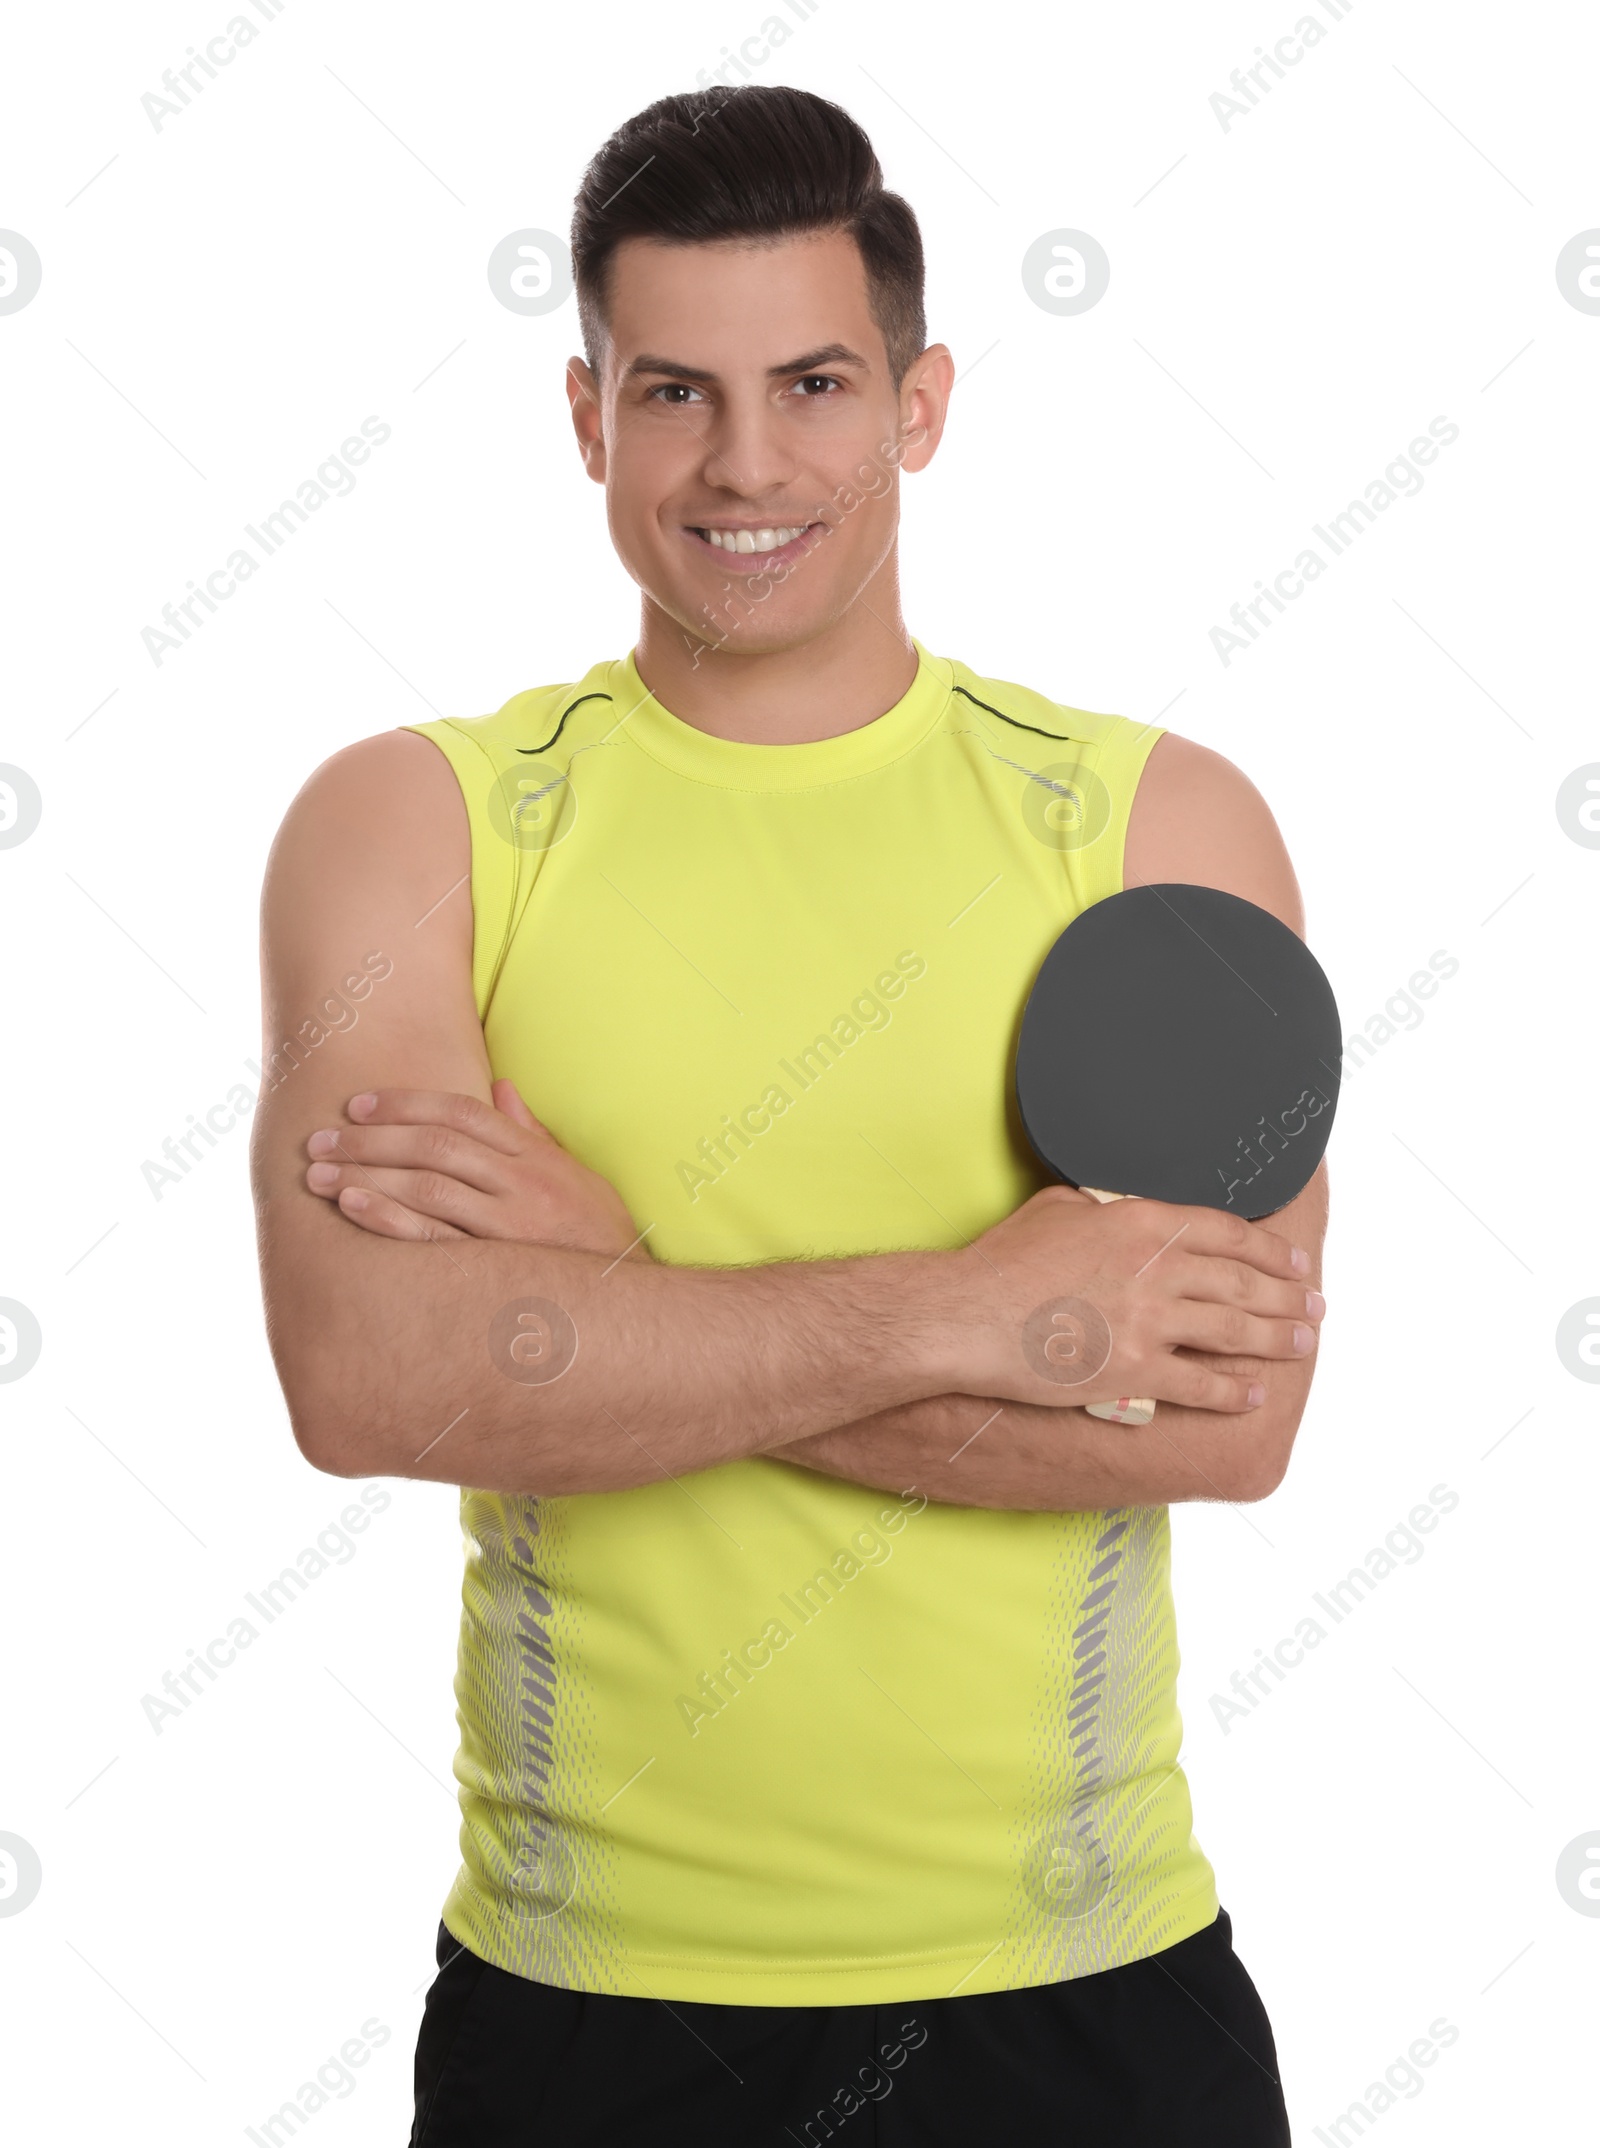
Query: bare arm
xmin=768 ymin=734 xmax=1331 ymax=1507
xmin=251 ymin=732 xmax=963 ymax=1488
xmin=253 ymin=731 xmax=1317 ymax=1496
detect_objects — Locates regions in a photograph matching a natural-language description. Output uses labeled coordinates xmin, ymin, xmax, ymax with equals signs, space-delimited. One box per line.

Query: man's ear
xmin=894 ymin=342 xmax=955 ymax=475
xmin=566 ymin=356 xmax=607 ymax=484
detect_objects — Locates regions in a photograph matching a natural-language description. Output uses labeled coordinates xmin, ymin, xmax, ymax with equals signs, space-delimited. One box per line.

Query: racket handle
xmin=1078 ymin=1188 xmax=1156 ymax=1428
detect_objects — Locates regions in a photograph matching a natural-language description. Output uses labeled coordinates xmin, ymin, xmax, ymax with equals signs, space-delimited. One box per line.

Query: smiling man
xmin=252 ymin=85 xmax=1326 ymax=2147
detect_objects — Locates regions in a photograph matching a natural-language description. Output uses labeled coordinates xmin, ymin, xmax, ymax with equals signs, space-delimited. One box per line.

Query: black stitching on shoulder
xmin=517 ymin=692 xmax=614 ymax=755
xmin=952 ymin=682 xmax=1084 ymax=745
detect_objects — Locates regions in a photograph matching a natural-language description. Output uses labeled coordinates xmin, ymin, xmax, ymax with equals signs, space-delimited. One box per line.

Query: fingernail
xmin=307 ymin=1162 xmax=339 ymax=1189
xmin=307 ymin=1129 xmax=338 ymax=1157
xmin=1247 ymin=1382 xmax=1266 ymax=1408
xmin=1305 ymin=1289 xmax=1326 ymax=1320
xmin=348 ymin=1092 xmax=377 ymax=1119
xmin=1289 ymin=1245 xmax=1310 ymax=1274
xmin=341 ymin=1188 xmax=369 ymax=1213
xmin=1292 ymin=1324 xmax=1314 ymax=1354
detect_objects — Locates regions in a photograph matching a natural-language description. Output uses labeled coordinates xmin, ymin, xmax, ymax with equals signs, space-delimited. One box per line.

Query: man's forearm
xmin=769 ymin=1373 xmax=1307 ymax=1510
xmin=261 ymin=1190 xmax=972 ymax=1491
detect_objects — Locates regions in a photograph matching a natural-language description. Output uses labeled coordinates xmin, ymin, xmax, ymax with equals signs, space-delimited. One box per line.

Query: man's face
xmin=568 ymin=229 xmax=948 ymax=656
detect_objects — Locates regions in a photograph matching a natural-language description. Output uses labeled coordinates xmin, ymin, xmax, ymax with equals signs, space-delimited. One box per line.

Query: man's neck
xmin=632 ymin=551 xmax=919 ymax=745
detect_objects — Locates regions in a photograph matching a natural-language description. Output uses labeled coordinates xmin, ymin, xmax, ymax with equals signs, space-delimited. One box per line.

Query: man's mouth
xmin=683 ymin=521 xmax=827 ymax=565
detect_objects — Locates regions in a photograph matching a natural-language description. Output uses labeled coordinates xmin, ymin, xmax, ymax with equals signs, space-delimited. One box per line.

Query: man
xmin=251 ymin=84 xmax=1326 ymax=2146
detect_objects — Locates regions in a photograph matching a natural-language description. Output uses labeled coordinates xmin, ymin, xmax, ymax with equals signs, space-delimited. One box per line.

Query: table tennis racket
xmin=1014 ymin=882 xmax=1342 ymax=1425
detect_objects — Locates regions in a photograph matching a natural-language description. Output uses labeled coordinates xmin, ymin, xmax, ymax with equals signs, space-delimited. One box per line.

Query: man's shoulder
xmin=1124 ymin=733 xmax=1304 ymax=931
xmin=940 ymin=653 xmax=1135 ymax=755
xmin=400 ymin=660 xmax=621 ymax=779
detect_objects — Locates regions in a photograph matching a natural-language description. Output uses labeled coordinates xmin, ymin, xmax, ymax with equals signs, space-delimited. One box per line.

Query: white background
xmin=2 ymin=0 xmax=1596 ymax=2139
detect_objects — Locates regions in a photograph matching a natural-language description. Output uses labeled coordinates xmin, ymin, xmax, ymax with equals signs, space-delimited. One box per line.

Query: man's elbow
xmin=290 ymin=1406 xmax=381 ymax=1480
xmin=1223 ymin=1397 xmax=1305 ymax=1502
xmin=273 ymin=1342 xmax=392 ymax=1481
xmin=259 ymin=1262 xmax=409 ymax=1478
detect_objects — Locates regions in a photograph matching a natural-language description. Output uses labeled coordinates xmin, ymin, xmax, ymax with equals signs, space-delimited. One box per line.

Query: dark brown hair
xmin=571 ymin=85 xmax=926 ymax=384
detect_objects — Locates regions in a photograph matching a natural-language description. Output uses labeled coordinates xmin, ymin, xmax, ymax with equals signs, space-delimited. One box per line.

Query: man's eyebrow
xmin=766 ymin=344 xmax=869 ymax=377
xmin=625 ymin=355 xmax=717 ymax=382
xmin=624 ymin=343 xmax=870 ymax=383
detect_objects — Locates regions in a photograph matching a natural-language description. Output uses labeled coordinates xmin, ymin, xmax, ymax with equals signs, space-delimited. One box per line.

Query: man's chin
xmin=652 ymin=589 xmax=853 ymax=664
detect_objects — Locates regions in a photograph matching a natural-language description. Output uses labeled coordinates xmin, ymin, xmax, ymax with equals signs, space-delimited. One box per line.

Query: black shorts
xmin=410 ymin=1909 xmax=1290 ymax=2146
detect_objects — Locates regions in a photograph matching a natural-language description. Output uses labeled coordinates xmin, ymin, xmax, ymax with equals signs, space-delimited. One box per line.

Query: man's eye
xmin=793 ymin=375 xmax=841 ymax=396
xmin=648 ymin=382 xmax=704 ymax=404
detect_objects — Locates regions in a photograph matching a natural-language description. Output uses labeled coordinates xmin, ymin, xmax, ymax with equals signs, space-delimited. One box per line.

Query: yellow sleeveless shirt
xmin=404 ymin=641 xmax=1218 ymax=2003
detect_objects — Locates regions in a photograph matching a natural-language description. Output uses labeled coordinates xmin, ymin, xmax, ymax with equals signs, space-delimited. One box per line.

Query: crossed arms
xmin=250 ymin=727 xmax=1327 ymax=1512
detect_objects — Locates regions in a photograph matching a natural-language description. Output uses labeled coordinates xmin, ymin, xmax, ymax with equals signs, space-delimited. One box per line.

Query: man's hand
xmin=303 ymin=1079 xmax=648 ymax=1263
xmin=961 ymin=1182 xmax=1320 ymax=1417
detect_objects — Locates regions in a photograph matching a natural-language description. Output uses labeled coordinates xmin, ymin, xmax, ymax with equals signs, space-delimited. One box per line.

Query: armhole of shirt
xmin=1067 ymin=715 xmax=1168 ymax=913
xmin=401 ymin=717 xmax=516 ymax=1026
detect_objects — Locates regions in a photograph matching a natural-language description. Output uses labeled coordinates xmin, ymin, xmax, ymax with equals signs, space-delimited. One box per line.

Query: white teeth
xmin=701 ymin=525 xmax=807 ymax=553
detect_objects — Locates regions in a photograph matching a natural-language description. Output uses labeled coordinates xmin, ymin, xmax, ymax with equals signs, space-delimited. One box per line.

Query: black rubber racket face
xmin=1015 ymin=884 xmax=1342 ymax=1218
